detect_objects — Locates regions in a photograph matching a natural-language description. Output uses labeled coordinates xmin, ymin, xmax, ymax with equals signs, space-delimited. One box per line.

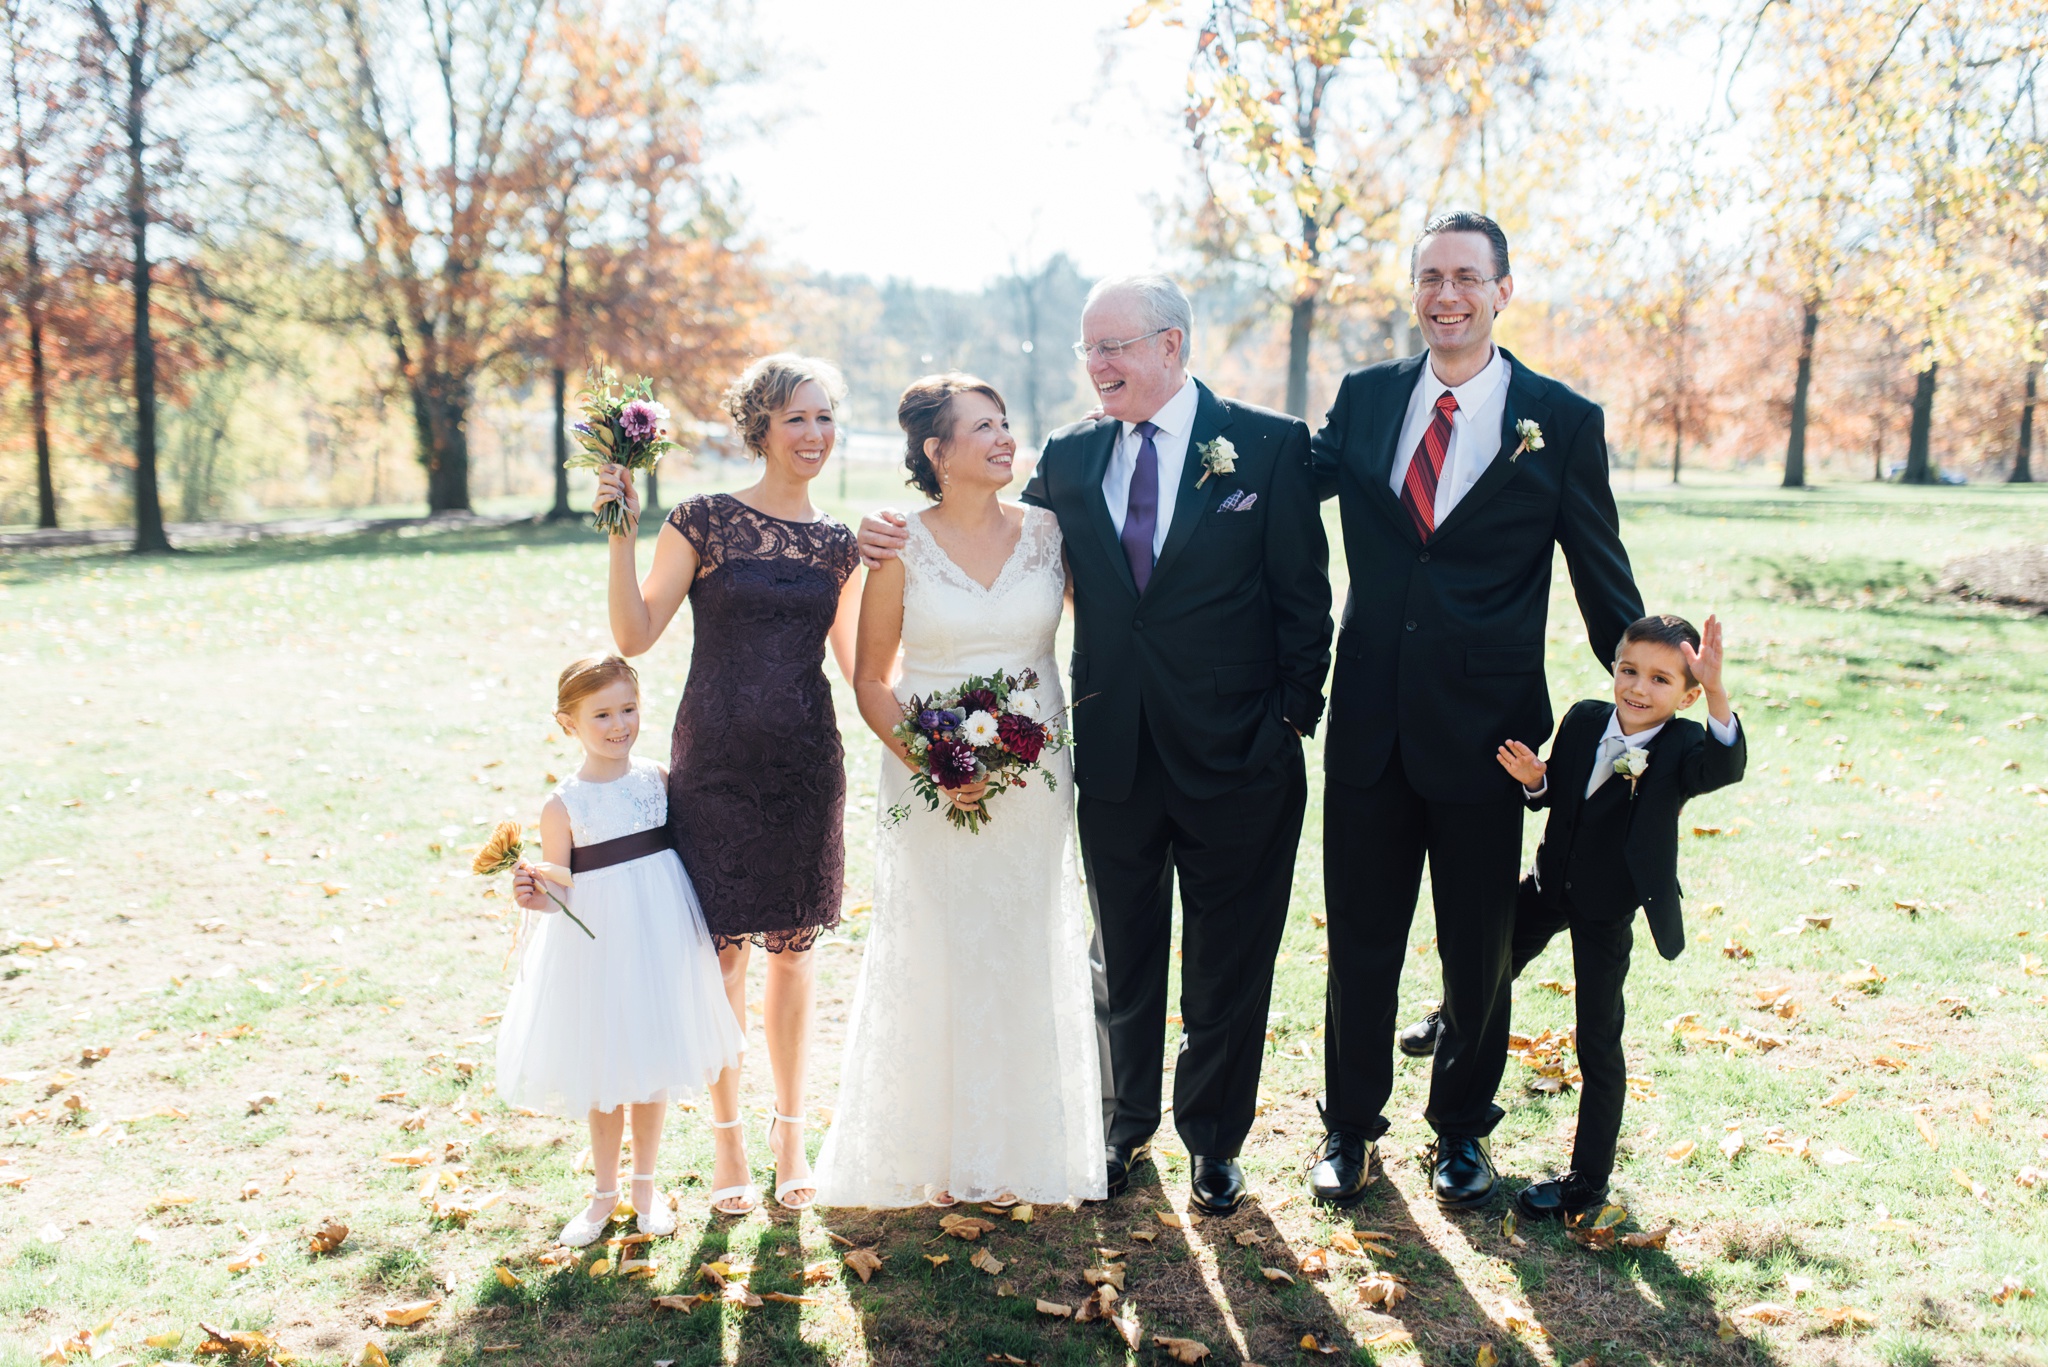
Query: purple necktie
xmin=1121 ymin=420 xmax=1160 ymax=593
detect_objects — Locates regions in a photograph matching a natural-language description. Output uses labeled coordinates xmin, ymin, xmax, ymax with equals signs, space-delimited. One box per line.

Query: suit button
xmin=1404 ymin=620 xmax=1417 ymax=632
xmin=1133 ymin=619 xmax=1145 ymax=631
xmin=1565 ymin=881 xmax=1573 ymax=890
xmin=1418 ymin=552 xmax=1431 ymax=563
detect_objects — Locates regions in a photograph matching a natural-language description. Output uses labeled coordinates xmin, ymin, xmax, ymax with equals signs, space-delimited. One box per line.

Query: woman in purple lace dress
xmin=597 ymin=355 xmax=860 ymax=1215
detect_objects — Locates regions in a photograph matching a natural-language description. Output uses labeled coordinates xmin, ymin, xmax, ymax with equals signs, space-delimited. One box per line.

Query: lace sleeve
xmin=824 ymin=519 xmax=860 ymax=587
xmin=666 ymin=496 xmax=721 ymax=576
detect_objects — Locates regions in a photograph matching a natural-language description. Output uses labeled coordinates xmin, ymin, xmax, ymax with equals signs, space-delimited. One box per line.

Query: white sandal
xmin=558 ymin=1189 xmax=617 ymax=1247
xmin=768 ymin=1111 xmax=817 ymax=1211
xmin=708 ymin=1115 xmax=761 ymax=1217
xmin=632 ymin=1172 xmax=676 ymax=1236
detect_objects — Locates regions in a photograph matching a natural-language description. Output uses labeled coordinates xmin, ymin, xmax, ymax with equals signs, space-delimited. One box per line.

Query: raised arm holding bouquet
xmin=564 ymin=364 xmax=679 ymax=536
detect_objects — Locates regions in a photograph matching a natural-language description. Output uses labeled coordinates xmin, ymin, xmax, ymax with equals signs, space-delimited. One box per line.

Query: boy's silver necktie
xmin=1585 ymin=734 xmax=1630 ymax=799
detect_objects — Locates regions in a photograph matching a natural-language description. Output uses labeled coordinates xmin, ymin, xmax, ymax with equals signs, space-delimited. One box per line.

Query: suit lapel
xmin=1364 ymin=355 xmax=1427 ymax=547
xmin=1075 ymin=418 xmax=1135 ymax=598
xmin=1430 ymin=348 xmax=1551 ymax=544
xmin=1554 ymin=704 xmax=1612 ymax=814
xmin=1146 ymin=381 xmax=1228 ymax=594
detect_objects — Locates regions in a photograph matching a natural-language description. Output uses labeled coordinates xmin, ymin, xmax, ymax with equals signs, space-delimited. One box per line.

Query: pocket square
xmin=1218 ymin=491 xmax=1258 ymax=513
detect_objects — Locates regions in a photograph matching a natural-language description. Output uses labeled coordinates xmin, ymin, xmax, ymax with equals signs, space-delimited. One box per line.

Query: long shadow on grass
xmin=1181 ymin=1190 xmax=1361 ymax=1365
xmin=1500 ymin=1196 xmax=1789 ymax=1367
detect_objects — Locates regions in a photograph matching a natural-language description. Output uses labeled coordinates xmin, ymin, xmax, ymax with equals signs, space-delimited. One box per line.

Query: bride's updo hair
xmin=720 ymin=354 xmax=847 ymax=459
xmin=897 ymin=373 xmax=1005 ymax=502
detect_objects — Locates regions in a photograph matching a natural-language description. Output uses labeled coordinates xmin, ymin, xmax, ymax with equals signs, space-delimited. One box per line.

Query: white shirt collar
xmin=1124 ymin=375 xmax=1199 ymax=440
xmin=1602 ymin=707 xmax=1665 ymax=750
xmin=1420 ymin=347 xmax=1509 ymax=412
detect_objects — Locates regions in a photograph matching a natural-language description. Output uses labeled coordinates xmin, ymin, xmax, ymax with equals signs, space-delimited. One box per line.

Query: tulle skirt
xmin=495 ymin=849 xmax=741 ymax=1117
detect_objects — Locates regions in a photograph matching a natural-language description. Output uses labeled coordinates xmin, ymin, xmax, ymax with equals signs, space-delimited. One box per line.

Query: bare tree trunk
xmin=548 ymin=362 xmax=573 ymax=518
xmin=1285 ymin=294 xmax=1313 ymax=418
xmin=1783 ymin=297 xmax=1820 ymax=489
xmin=1904 ymin=362 xmax=1938 ymax=484
xmin=122 ymin=0 xmax=168 ymax=553
xmin=26 ymin=238 xmax=54 ymax=527
xmin=2014 ymin=362 xmax=2036 ymax=484
xmin=414 ymin=372 xmax=473 ymax=513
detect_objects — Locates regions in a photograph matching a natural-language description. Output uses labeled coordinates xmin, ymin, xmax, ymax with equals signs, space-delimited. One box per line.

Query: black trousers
xmin=1322 ymin=749 xmax=1524 ymax=1139
xmin=1509 ymin=879 xmax=1634 ymax=1186
xmin=1079 ymin=722 xmax=1307 ymax=1157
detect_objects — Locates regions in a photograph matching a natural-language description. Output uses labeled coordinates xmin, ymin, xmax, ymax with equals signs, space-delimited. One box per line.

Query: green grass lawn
xmin=1 ymin=471 xmax=2045 ymax=1367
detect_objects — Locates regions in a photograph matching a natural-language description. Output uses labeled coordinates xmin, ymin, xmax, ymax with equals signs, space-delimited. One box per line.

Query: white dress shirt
xmin=1103 ymin=376 xmax=1199 ymax=557
xmin=1390 ymin=347 xmax=1511 ymax=520
xmin=1526 ymin=707 xmax=1740 ymax=800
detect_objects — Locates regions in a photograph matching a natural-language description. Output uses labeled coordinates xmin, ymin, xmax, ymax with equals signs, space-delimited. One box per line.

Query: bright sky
xmin=705 ymin=0 xmax=1199 ymax=291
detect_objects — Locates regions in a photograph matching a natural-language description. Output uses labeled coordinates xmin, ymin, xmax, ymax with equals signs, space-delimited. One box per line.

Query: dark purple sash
xmin=569 ymin=825 xmax=674 ymax=874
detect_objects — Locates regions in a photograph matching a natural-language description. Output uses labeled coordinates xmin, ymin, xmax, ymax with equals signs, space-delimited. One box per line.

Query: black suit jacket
xmin=1309 ymin=349 xmax=1644 ymax=803
xmin=1021 ymin=380 xmax=1332 ymax=803
xmin=1528 ymin=700 xmax=1748 ymax=960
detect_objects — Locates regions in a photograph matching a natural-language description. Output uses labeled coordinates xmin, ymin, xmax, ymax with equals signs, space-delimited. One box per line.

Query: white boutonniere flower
xmin=1196 ymin=435 xmax=1238 ymax=487
xmin=1614 ymin=746 xmax=1649 ymax=797
xmin=1511 ymin=418 xmax=1544 ymax=462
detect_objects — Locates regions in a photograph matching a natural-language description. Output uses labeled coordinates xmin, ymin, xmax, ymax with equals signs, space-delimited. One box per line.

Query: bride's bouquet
xmin=563 ymin=363 xmax=679 ymax=535
xmin=888 ymin=668 xmax=1069 ymax=833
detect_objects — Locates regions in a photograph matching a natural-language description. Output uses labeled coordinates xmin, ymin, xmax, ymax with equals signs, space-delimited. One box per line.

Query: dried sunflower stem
xmin=541 ymin=886 xmax=597 ymax=940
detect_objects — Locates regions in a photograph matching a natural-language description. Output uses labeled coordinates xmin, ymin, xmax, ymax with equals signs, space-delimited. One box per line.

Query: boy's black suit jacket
xmin=1309 ymin=349 xmax=1644 ymax=802
xmin=1527 ymin=699 xmax=1748 ymax=960
xmin=1021 ymin=380 xmax=1333 ymax=803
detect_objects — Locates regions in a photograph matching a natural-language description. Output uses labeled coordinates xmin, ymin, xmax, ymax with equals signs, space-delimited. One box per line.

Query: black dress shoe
xmin=1513 ymin=1171 xmax=1609 ymax=1223
xmin=1188 ymin=1155 xmax=1246 ymax=1216
xmin=1307 ymin=1130 xmax=1381 ymax=1206
xmin=1104 ymin=1141 xmax=1150 ymax=1199
xmin=1429 ymin=1135 xmax=1497 ymax=1209
xmin=1397 ymin=1009 xmax=1443 ymax=1058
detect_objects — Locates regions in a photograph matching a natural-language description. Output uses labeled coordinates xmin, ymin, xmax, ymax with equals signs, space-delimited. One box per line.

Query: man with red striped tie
xmin=1303 ymin=211 xmax=1644 ymax=1212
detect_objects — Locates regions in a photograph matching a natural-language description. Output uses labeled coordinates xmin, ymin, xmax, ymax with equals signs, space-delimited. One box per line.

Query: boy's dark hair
xmin=1619 ymin=614 xmax=1702 ymax=685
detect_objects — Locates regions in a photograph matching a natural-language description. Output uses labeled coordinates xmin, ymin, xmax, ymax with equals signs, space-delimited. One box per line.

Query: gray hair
xmin=1083 ymin=274 xmax=1193 ymax=361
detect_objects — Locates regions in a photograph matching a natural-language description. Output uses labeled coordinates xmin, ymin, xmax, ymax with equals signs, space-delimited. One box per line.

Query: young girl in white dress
xmin=501 ymin=654 xmax=743 ymax=1246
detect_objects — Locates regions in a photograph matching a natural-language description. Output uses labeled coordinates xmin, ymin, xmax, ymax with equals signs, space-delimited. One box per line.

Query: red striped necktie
xmin=1400 ymin=391 xmax=1458 ymax=541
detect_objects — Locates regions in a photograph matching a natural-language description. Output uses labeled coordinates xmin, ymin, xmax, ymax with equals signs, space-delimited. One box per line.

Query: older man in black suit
xmin=1304 ymin=211 xmax=1645 ymax=1211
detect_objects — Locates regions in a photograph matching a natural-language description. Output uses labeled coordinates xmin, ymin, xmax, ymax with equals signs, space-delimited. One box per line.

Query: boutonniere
xmin=1510 ymin=418 xmax=1544 ymax=462
xmin=1195 ymin=435 xmax=1238 ymax=487
xmin=1614 ymin=746 xmax=1649 ymax=798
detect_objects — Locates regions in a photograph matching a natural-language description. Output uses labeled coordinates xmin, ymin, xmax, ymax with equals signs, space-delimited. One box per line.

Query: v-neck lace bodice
xmin=898 ymin=504 xmax=1065 ymax=699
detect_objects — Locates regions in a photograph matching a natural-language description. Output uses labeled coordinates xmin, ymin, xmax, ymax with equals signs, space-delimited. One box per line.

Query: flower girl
xmin=498 ymin=654 xmax=742 ymax=1245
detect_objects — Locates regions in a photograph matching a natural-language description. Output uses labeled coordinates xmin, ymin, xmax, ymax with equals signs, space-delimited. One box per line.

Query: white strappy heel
xmin=632 ymin=1173 xmax=676 ymax=1236
xmin=708 ymin=1115 xmax=761 ymax=1217
xmin=558 ymin=1189 xmax=617 ymax=1247
xmin=768 ymin=1111 xmax=816 ymax=1211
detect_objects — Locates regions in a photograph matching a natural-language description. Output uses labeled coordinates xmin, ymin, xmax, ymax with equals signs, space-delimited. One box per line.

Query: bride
xmin=813 ymin=374 xmax=1105 ymax=1208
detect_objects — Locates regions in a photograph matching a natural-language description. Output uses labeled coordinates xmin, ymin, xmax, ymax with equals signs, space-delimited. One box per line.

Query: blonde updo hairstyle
xmin=719 ymin=354 xmax=848 ymax=459
xmin=555 ymin=653 xmax=639 ymax=730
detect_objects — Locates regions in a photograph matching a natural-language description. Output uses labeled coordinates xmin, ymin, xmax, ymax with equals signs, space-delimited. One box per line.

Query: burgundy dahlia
xmin=997 ymin=712 xmax=1045 ymax=764
xmin=960 ymin=688 xmax=999 ymax=717
xmin=927 ymin=738 xmax=978 ymax=789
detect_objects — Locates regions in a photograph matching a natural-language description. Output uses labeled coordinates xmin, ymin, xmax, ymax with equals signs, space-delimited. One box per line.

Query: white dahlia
xmin=962 ymin=711 xmax=1000 ymax=745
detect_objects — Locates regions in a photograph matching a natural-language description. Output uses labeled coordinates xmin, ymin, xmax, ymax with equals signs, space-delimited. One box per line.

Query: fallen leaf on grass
xmin=1356 ymin=1271 xmax=1410 ymax=1309
xmin=1665 ymin=1139 xmax=1697 ymax=1165
xmin=1991 ymin=1276 xmax=2034 ymax=1305
xmin=1153 ymin=1336 xmax=1210 ymax=1364
xmin=1295 ymin=1246 xmax=1333 ymax=1275
xmin=1476 ymin=1345 xmax=1500 ymax=1367
xmin=1621 ymin=1224 xmax=1674 ymax=1249
xmin=801 ymin=1261 xmax=835 ymax=1285
xmin=1260 ymin=1266 xmax=1295 ymax=1284
xmin=1737 ymin=1302 xmax=1794 ymax=1324
xmin=383 ymin=1148 xmax=433 ymax=1167
xmin=1722 ymin=940 xmax=1753 ymax=960
xmin=1914 ymin=1113 xmax=1940 ymax=1149
xmin=1720 ymin=1130 xmax=1745 ymax=1161
xmin=225 ymin=1243 xmax=267 ymax=1273
xmin=939 ymin=1212 xmax=996 ymax=1240
xmin=198 ymin=1322 xmax=273 ymax=1356
xmin=1818 ymin=1305 xmax=1878 ymax=1332
xmin=842 ymin=1249 xmax=882 ymax=1283
xmin=152 ymin=1190 xmax=195 ymax=1209
xmin=494 ymin=1266 xmax=520 ymax=1288
xmin=1234 ymin=1230 xmax=1263 ymax=1247
xmin=1035 ymin=1299 xmax=1073 ymax=1318
xmin=1155 ymin=1210 xmax=1189 ymax=1229
xmin=308 ymin=1221 xmax=349 ymax=1254
xmin=1839 ymin=962 xmax=1889 ymax=993
xmin=1009 ymin=1203 xmax=1034 ymax=1223
xmin=1109 ymin=1304 xmax=1142 ymax=1351
xmin=143 ymin=1331 xmax=182 ymax=1349
xmin=2017 ymin=1166 xmax=2043 ymax=1189
xmin=652 ymin=1294 xmax=709 ymax=1313
xmin=757 ymin=1292 xmax=817 ymax=1304
xmin=1074 ymin=1283 xmax=1119 ymax=1323
xmin=587 ymin=1259 xmax=611 ymax=1278
xmin=970 ymin=1248 xmax=1005 ymax=1276
xmin=1820 ymin=1085 xmax=1856 ymax=1109
xmin=1130 ymin=1229 xmax=1158 ymax=1243
xmin=1084 ymin=1263 xmax=1127 ymax=1290
xmin=1299 ymin=1334 xmax=1339 ymax=1356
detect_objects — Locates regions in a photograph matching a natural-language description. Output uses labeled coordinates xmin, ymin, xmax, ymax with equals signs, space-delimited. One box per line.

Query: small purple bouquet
xmin=564 ymin=364 xmax=678 ymax=535
xmin=888 ymin=668 xmax=1071 ymax=833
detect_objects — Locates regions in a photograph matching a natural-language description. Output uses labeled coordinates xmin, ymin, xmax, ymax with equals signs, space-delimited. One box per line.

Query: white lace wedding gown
xmin=814 ymin=505 xmax=1106 ymax=1206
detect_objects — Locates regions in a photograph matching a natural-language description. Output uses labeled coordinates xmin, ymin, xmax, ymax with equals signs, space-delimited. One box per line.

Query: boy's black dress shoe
xmin=1513 ymin=1171 xmax=1610 ymax=1223
xmin=1397 ymin=1009 xmax=1442 ymax=1058
xmin=1104 ymin=1141 xmax=1150 ymax=1199
xmin=1188 ymin=1156 xmax=1246 ymax=1216
xmin=1429 ymin=1135 xmax=1497 ymax=1209
xmin=1307 ymin=1130 xmax=1381 ymax=1206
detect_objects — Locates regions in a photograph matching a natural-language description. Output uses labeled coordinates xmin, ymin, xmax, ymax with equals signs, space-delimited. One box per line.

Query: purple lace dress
xmin=665 ymin=493 xmax=859 ymax=953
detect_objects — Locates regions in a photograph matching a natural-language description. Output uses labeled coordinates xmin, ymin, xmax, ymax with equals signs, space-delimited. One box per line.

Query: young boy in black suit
xmin=1493 ymin=613 xmax=1745 ymax=1221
